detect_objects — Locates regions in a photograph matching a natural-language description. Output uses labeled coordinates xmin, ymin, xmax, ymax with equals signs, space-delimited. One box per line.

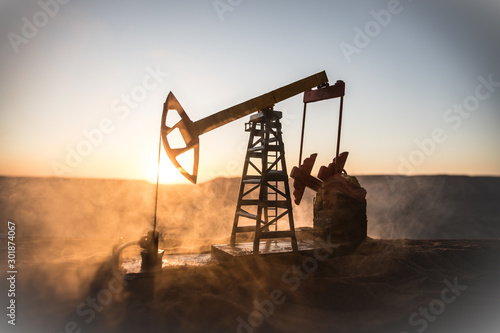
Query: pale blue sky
xmin=1 ymin=0 xmax=499 ymax=183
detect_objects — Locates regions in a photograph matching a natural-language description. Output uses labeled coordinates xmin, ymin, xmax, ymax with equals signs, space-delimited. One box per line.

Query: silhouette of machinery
xmin=161 ymin=71 xmax=345 ymax=254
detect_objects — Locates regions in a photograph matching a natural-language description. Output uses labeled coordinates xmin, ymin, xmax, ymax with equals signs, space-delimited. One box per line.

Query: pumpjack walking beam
xmin=161 ymin=71 xmax=329 ymax=184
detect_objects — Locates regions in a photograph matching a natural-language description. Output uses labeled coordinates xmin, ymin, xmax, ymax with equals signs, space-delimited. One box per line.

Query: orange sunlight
xmin=145 ymin=156 xmax=190 ymax=184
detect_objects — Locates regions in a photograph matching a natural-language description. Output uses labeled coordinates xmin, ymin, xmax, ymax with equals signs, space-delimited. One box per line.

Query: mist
xmin=0 ymin=175 xmax=499 ymax=332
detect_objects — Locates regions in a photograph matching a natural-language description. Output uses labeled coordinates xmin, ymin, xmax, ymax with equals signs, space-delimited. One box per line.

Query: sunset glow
xmin=0 ymin=1 xmax=499 ymax=182
xmin=144 ymin=151 xmax=192 ymax=184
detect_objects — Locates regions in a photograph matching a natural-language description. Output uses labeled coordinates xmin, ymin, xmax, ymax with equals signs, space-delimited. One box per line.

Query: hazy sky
xmin=1 ymin=0 xmax=499 ymax=183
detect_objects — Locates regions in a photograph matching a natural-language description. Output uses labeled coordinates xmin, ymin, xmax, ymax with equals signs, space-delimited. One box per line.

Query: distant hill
xmin=358 ymin=175 xmax=500 ymax=239
xmin=0 ymin=175 xmax=499 ymax=240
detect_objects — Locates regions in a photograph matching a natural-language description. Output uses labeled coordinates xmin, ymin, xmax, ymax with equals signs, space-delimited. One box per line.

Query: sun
xmin=145 ymin=157 xmax=188 ymax=184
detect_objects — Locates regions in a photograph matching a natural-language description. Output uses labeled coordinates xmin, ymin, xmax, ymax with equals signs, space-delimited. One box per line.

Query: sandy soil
xmin=1 ymin=176 xmax=499 ymax=332
xmin=2 ymin=237 xmax=499 ymax=333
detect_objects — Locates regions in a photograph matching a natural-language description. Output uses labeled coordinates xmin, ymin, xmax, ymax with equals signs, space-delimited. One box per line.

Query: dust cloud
xmin=0 ymin=175 xmax=499 ymax=332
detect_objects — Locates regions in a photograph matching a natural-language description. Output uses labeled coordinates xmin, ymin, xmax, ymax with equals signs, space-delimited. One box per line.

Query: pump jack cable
xmin=298 ymin=102 xmax=307 ymax=166
xmin=335 ymin=95 xmax=344 ymax=161
xmin=153 ymin=128 xmax=162 ymax=233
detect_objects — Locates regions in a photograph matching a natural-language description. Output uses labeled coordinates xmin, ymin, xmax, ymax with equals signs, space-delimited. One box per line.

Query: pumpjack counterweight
xmin=230 ymin=109 xmax=298 ymax=254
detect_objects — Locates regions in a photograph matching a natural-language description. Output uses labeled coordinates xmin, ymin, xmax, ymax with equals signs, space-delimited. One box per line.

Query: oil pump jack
xmin=115 ymin=71 xmax=349 ymax=271
xmin=160 ymin=71 xmax=348 ymax=256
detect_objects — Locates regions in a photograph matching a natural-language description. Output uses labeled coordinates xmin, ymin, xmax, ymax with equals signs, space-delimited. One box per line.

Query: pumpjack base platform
xmin=211 ymin=239 xmax=323 ymax=261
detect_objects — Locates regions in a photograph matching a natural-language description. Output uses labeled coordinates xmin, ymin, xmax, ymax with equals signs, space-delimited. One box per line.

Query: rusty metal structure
xmin=288 ymin=81 xmax=368 ymax=247
xmin=292 ymin=80 xmax=346 ymax=204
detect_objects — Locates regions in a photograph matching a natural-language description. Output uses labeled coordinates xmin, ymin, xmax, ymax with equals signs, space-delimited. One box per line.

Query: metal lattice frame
xmin=230 ymin=109 xmax=298 ymax=254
